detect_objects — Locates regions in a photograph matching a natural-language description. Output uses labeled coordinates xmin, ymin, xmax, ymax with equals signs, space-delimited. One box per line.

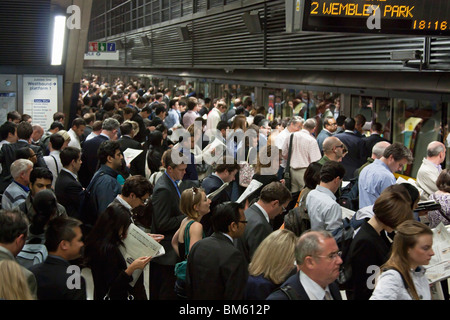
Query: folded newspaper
xmin=425 ymin=223 xmax=450 ymax=284
xmin=123 ymin=148 xmax=143 ymax=166
xmin=119 ymin=223 xmax=165 ymax=299
xmin=207 ymin=182 xmax=230 ymax=200
xmin=236 ymin=179 xmax=263 ymax=204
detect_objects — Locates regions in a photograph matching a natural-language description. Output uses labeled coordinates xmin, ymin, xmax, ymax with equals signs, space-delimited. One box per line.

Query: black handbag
xmin=283 ymin=133 xmax=295 ymax=190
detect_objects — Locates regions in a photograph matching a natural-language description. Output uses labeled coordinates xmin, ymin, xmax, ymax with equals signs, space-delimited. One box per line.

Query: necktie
xmin=324 ymin=290 xmax=333 ymax=300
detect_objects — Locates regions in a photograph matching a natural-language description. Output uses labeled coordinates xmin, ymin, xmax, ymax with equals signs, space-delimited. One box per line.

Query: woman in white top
xmin=370 ymin=220 xmax=434 ymax=300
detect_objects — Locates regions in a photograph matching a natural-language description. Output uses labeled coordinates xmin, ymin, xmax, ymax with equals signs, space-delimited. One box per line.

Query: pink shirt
xmin=282 ymin=129 xmax=321 ymax=169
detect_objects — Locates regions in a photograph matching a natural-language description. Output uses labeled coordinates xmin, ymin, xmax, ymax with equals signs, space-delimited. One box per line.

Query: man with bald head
xmin=318 ymin=136 xmax=346 ymax=165
xmin=416 ymin=141 xmax=447 ymax=199
xmin=266 ymin=230 xmax=342 ymax=300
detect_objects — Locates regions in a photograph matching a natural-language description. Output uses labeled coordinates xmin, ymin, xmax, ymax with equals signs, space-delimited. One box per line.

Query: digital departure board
xmin=286 ymin=0 xmax=450 ymax=36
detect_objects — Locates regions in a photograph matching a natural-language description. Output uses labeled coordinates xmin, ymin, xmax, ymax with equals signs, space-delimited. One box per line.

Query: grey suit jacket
xmin=235 ymin=203 xmax=273 ymax=265
xmin=0 ymin=246 xmax=37 ymax=299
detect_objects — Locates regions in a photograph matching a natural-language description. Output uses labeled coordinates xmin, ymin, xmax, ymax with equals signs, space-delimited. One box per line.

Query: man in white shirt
xmin=416 ymin=141 xmax=446 ymax=200
xmin=274 ymin=116 xmax=303 ymax=179
xmin=282 ymin=118 xmax=322 ymax=193
xmin=43 ymin=133 xmax=64 ymax=188
xmin=206 ymin=101 xmax=228 ymax=136
xmin=67 ymin=118 xmax=86 ymax=150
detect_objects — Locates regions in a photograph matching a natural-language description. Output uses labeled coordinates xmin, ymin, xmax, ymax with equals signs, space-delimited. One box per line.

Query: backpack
xmin=283 ymin=189 xmax=311 ymax=237
xmin=338 ymin=177 xmax=359 ymax=211
xmin=79 ymin=172 xmax=106 ymax=232
xmin=16 ymin=243 xmax=48 ymax=269
xmin=333 ymin=217 xmax=355 ymax=290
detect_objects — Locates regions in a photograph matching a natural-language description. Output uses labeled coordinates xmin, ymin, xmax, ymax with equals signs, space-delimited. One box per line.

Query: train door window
xmin=350 ymin=95 xmax=374 ymax=133
xmin=445 ymin=103 xmax=449 ymax=170
xmin=392 ymin=98 xmax=443 ymax=178
xmin=373 ymin=98 xmax=391 ymax=141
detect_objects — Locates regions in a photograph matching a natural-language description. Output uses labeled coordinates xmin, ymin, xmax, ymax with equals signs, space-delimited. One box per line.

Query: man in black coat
xmin=334 ymin=117 xmax=366 ymax=181
xmin=79 ymin=118 xmax=120 ymax=187
xmin=29 ymin=217 xmax=86 ymax=300
xmin=186 ymin=202 xmax=248 ymax=300
xmin=117 ymin=121 xmax=146 ymax=177
xmin=150 ymin=149 xmax=187 ymax=300
xmin=200 ymin=161 xmax=240 ymax=235
xmin=55 ymin=147 xmax=83 ymax=219
xmin=362 ymin=122 xmax=389 ymax=159
xmin=266 ymin=230 xmax=342 ymax=300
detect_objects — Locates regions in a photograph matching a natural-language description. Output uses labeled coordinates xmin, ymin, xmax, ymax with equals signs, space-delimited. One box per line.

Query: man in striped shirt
xmin=1 ymin=159 xmax=33 ymax=210
xmin=282 ymin=118 xmax=322 ymax=193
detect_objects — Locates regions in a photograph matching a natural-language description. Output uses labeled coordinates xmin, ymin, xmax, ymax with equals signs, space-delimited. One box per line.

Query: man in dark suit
xmin=186 ymin=202 xmax=248 ymax=300
xmin=201 ymin=161 xmax=240 ymax=235
xmin=334 ymin=117 xmax=366 ymax=181
xmin=29 ymin=217 xmax=86 ymax=300
xmin=55 ymin=147 xmax=83 ymax=219
xmin=235 ymin=182 xmax=292 ymax=265
xmin=150 ymin=149 xmax=187 ymax=300
xmin=117 ymin=121 xmax=145 ymax=177
xmin=267 ymin=230 xmax=342 ymax=300
xmin=79 ymin=118 xmax=120 ymax=187
xmin=362 ymin=122 xmax=389 ymax=159
xmin=0 ymin=121 xmax=47 ymax=190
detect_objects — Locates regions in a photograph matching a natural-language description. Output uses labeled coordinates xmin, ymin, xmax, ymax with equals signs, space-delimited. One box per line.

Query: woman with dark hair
xmin=27 ymin=189 xmax=64 ymax=243
xmin=83 ymin=204 xmax=152 ymax=300
xmin=146 ymin=130 xmax=164 ymax=174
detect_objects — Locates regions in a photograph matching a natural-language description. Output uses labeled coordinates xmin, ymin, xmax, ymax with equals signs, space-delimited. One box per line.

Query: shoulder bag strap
xmin=184 ymin=220 xmax=195 ymax=257
xmin=51 ymin=155 xmax=59 ymax=172
xmin=286 ymin=133 xmax=294 ymax=169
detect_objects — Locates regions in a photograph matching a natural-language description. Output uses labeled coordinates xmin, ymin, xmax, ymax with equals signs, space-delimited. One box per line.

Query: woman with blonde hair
xmin=172 ymin=187 xmax=211 ymax=298
xmin=0 ymin=260 xmax=34 ymax=300
xmin=370 ymin=220 xmax=434 ymax=300
xmin=244 ymin=229 xmax=297 ymax=300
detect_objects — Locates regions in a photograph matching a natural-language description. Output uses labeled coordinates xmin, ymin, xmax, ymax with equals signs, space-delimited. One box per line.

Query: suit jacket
xmin=266 ymin=271 xmax=342 ymax=300
xmin=29 ymin=255 xmax=86 ymax=300
xmin=235 ymin=204 xmax=273 ymax=265
xmin=117 ymin=135 xmax=145 ymax=176
xmin=362 ymin=133 xmax=388 ymax=159
xmin=131 ymin=113 xmax=147 ymax=144
xmin=200 ymin=174 xmax=231 ymax=236
xmin=79 ymin=134 xmax=109 ymax=187
xmin=0 ymin=246 xmax=37 ymax=299
xmin=55 ymin=169 xmax=84 ymax=219
xmin=150 ymin=172 xmax=184 ymax=266
xmin=334 ymin=131 xmax=366 ymax=180
xmin=186 ymin=232 xmax=248 ymax=300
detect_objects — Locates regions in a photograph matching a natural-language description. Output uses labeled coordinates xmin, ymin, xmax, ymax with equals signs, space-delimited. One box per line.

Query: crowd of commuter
xmin=0 ymin=76 xmax=448 ymax=301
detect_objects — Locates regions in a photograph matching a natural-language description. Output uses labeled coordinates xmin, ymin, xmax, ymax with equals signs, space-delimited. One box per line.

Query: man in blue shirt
xmin=358 ymin=142 xmax=413 ymax=208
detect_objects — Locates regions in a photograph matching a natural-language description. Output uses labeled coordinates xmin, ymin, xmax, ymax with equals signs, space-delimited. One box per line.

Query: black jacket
xmin=29 ymin=255 xmax=86 ymax=300
xmin=55 ymin=169 xmax=84 ymax=219
xmin=186 ymin=232 xmax=248 ymax=300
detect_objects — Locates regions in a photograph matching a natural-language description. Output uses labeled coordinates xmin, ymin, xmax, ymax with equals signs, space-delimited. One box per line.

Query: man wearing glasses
xmin=267 ymin=230 xmax=343 ymax=300
xmin=317 ymin=136 xmax=347 ymax=165
xmin=316 ymin=116 xmax=338 ymax=155
xmin=235 ymin=182 xmax=292 ymax=265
